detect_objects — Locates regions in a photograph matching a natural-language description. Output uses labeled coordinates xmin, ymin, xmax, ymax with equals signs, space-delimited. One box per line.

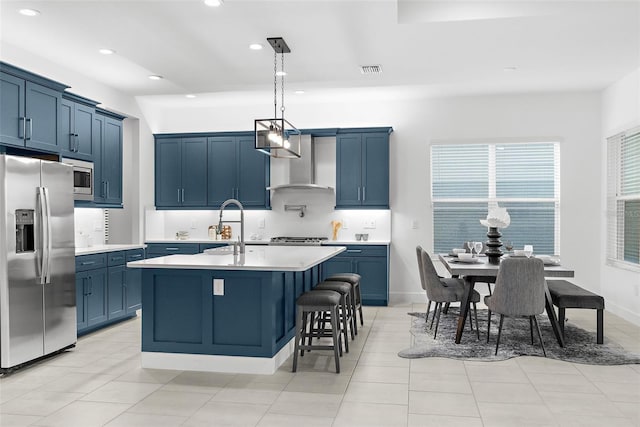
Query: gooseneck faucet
xmin=218 ymin=199 xmax=245 ymax=254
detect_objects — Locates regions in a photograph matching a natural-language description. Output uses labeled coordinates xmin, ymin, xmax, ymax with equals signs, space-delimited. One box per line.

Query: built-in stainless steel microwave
xmin=61 ymin=158 xmax=94 ymax=201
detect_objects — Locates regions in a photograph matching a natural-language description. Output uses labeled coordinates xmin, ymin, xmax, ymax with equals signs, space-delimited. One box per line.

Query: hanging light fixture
xmin=254 ymin=37 xmax=301 ymax=158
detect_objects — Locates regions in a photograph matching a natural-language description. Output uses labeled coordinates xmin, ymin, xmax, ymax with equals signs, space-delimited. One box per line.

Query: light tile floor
xmin=0 ymin=304 xmax=639 ymax=426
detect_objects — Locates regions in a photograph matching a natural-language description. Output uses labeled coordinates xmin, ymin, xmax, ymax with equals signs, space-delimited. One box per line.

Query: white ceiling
xmin=1 ymin=0 xmax=639 ymax=100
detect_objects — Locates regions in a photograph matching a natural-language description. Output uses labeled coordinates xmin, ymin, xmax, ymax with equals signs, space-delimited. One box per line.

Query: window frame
xmin=606 ymin=126 xmax=640 ymax=271
xmin=430 ymin=140 xmax=561 ymax=255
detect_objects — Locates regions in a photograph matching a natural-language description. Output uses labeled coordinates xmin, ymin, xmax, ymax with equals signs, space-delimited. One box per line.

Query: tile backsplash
xmin=74 ymin=208 xmax=106 ymax=247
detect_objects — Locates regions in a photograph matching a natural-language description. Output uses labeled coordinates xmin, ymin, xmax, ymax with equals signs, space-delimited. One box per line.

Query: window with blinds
xmin=607 ymin=127 xmax=640 ymax=267
xmin=431 ymin=142 xmax=560 ymax=254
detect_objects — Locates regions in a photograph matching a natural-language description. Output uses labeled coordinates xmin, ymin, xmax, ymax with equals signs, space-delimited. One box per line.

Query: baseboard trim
xmin=141 ymin=339 xmax=295 ymax=375
xmin=605 ymin=300 xmax=640 ymax=327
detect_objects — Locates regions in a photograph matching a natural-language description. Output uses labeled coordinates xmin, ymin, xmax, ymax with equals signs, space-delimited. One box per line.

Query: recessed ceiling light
xmin=204 ymin=0 xmax=223 ymax=7
xmin=249 ymin=43 xmax=263 ymax=50
xmin=99 ymin=48 xmax=116 ymax=55
xmin=19 ymin=8 xmax=40 ymax=17
xmin=185 ymin=94 xmax=196 ymax=99
xmin=275 ymin=71 xmax=287 ymax=77
xmin=294 ymin=90 xmax=305 ymax=95
xmin=148 ymin=75 xmax=163 ymax=81
xmin=503 ymin=66 xmax=518 ymax=72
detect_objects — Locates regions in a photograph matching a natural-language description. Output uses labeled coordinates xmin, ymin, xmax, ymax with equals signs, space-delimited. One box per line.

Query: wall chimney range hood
xmin=267 ymin=134 xmax=334 ymax=191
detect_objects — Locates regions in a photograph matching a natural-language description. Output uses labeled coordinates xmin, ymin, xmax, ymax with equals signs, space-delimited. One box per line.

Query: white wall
xmin=601 ymin=67 xmax=640 ymax=325
xmin=137 ymin=90 xmax=603 ymax=307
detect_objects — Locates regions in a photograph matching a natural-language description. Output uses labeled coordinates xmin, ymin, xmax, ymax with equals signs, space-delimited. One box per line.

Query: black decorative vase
xmin=485 ymin=227 xmax=503 ymax=264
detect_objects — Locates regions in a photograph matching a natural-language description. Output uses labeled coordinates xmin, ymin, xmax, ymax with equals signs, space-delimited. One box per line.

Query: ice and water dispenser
xmin=15 ymin=209 xmax=35 ymax=253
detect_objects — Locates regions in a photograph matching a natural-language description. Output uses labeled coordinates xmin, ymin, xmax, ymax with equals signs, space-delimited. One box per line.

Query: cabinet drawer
xmin=327 ymin=245 xmax=387 ymax=257
xmin=146 ymin=243 xmax=199 ymax=256
xmin=125 ymin=248 xmax=145 ymax=262
xmin=107 ymin=251 xmax=126 ymax=266
xmin=76 ymin=253 xmax=107 ymax=272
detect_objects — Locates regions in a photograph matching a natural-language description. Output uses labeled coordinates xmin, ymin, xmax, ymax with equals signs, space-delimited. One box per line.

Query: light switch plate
xmin=342 ymin=219 xmax=348 ymax=229
xmin=213 ymin=279 xmax=224 ymax=295
xmin=259 ymin=218 xmax=265 ymax=229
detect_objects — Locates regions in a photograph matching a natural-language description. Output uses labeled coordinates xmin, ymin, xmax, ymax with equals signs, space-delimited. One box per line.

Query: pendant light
xmin=254 ymin=37 xmax=301 ymax=158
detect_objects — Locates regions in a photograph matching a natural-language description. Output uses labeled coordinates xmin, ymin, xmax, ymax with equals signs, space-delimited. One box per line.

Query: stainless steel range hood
xmin=267 ymin=134 xmax=334 ymax=191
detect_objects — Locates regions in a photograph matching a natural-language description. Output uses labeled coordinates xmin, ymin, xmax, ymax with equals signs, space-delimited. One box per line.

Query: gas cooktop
xmin=269 ymin=236 xmax=329 ymax=245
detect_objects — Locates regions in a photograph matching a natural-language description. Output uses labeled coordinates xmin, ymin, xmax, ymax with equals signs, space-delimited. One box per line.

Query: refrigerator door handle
xmin=37 ymin=187 xmax=47 ymax=285
xmin=43 ymin=187 xmax=52 ymax=284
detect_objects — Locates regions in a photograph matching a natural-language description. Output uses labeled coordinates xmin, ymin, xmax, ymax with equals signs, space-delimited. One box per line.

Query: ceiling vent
xmin=360 ymin=64 xmax=383 ymax=75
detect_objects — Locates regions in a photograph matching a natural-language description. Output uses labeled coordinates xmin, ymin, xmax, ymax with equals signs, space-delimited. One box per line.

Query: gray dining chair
xmin=485 ymin=257 xmax=547 ymax=356
xmin=416 ymin=246 xmax=480 ymax=339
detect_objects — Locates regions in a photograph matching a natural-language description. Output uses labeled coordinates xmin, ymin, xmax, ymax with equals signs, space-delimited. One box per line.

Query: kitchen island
xmin=127 ymin=245 xmax=345 ymax=374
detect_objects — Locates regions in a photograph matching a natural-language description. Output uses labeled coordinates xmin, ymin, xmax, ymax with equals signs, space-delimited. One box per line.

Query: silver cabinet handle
xmin=165 ymin=247 xmax=180 ymax=251
xmin=182 ymin=188 xmax=185 ymax=203
xmin=75 ymin=133 xmax=80 ymax=152
xmin=129 ymin=254 xmax=142 ymax=259
xmin=106 ymin=181 xmax=110 ymax=198
xmin=88 ymin=277 xmax=93 ymax=295
xmin=69 ymin=133 xmax=75 ymax=151
xmin=19 ymin=117 xmax=25 ymax=139
xmin=81 ymin=261 xmax=96 ymax=266
xmin=178 ymin=189 xmax=181 ymax=203
xmin=362 ymin=186 xmax=366 ymax=201
xmin=346 ymin=249 xmax=362 ymax=253
xmin=357 ymin=187 xmax=361 ymax=201
xmin=26 ymin=118 xmax=33 ymax=140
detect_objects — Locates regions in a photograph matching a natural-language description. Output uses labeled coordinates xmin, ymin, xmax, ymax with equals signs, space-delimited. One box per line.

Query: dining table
xmin=438 ymin=254 xmax=575 ymax=347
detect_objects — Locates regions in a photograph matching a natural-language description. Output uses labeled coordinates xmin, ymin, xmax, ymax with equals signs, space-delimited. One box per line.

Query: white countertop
xmin=76 ymin=244 xmax=147 ymax=256
xmin=128 ymin=245 xmax=346 ymax=272
xmin=324 ymin=240 xmax=390 ymax=245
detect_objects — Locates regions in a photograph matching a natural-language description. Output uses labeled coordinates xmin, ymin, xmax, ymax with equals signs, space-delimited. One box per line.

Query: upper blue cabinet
xmin=155 ymin=136 xmax=208 ymax=207
xmin=208 ymin=134 xmax=269 ymax=209
xmin=59 ymin=93 xmax=99 ymax=161
xmin=89 ymin=109 xmax=124 ymax=207
xmin=0 ymin=63 xmax=69 ymax=154
xmin=336 ymin=128 xmax=391 ymax=209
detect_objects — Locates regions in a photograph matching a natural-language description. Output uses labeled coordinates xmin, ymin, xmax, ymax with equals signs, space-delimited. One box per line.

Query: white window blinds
xmin=431 ymin=142 xmax=560 ymax=254
xmin=607 ymin=127 xmax=640 ymax=266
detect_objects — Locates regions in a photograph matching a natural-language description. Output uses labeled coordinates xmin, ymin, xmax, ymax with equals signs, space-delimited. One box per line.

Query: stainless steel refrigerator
xmin=1 ymin=154 xmax=76 ymax=371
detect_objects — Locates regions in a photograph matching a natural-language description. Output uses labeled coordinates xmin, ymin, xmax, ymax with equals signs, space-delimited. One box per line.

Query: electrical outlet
xmin=258 ymin=218 xmax=265 ymax=229
xmin=213 ymin=279 xmax=224 ymax=296
xmin=190 ymin=221 xmax=197 ymax=229
xmin=93 ymin=221 xmax=103 ymax=231
xmin=412 ymin=220 xmax=419 ymax=229
xmin=364 ymin=220 xmax=376 ymax=229
xmin=342 ymin=219 xmax=348 ymax=229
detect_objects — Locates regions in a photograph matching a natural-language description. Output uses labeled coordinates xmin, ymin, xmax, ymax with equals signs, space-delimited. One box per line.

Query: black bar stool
xmin=325 ymin=273 xmax=363 ymax=333
xmin=314 ymin=281 xmax=354 ymax=348
xmin=292 ymin=290 xmax=343 ymax=374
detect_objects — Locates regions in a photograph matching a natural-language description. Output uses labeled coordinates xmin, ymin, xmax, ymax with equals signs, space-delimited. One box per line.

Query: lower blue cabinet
xmin=76 ymin=248 xmax=144 ymax=334
xmin=321 ymin=245 xmax=389 ymax=306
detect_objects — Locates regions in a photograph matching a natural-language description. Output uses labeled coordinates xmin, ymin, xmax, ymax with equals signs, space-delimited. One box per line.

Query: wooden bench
xmin=546 ymin=280 xmax=605 ymax=344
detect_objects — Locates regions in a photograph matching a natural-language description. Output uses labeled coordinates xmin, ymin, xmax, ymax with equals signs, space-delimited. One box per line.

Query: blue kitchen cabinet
xmin=322 ymin=245 xmax=389 ymax=306
xmin=336 ymin=129 xmax=391 ymax=209
xmin=155 ymin=137 xmax=208 ymax=207
xmin=59 ymin=93 xmax=98 ymax=161
xmin=125 ymin=248 xmax=145 ymax=314
xmin=91 ymin=110 xmax=124 ymax=207
xmin=0 ymin=65 xmax=68 ymax=153
xmin=207 ymin=134 xmax=269 ymax=208
xmin=107 ymin=265 xmax=126 ymax=320
xmin=76 ymin=267 xmax=108 ymax=328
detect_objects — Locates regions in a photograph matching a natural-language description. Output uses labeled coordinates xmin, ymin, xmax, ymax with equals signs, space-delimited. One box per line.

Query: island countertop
xmin=127 ymin=245 xmax=346 ymax=272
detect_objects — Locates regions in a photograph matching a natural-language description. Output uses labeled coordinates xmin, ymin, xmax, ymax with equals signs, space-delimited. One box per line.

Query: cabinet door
xmin=86 ymin=269 xmax=108 ymax=326
xmin=237 ymin=136 xmax=269 ymax=207
xmin=155 ymin=138 xmax=182 ymax=207
xmin=181 ymin=137 xmax=208 ymax=206
xmin=101 ymin=118 xmax=122 ymax=204
xmin=207 ymin=136 xmax=237 ymax=207
xmin=76 ymin=273 xmax=88 ymax=331
xmin=93 ymin=115 xmax=105 ymax=201
xmin=361 ymin=133 xmax=389 ymax=208
xmin=125 ymin=268 xmax=142 ymax=314
xmin=321 ymin=257 xmax=354 ymax=280
xmin=25 ymin=81 xmax=61 ymax=153
xmin=59 ymin=99 xmax=75 ymax=156
xmin=108 ymin=265 xmax=126 ymax=320
xmin=0 ymin=72 xmax=26 ymax=148
xmin=356 ymin=257 xmax=388 ymax=306
xmin=336 ymin=134 xmax=363 ymax=208
xmin=74 ymin=103 xmax=95 ymax=161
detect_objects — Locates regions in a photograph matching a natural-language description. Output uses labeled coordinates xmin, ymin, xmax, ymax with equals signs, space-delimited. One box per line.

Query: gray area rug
xmin=398 ymin=309 xmax=640 ymax=365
